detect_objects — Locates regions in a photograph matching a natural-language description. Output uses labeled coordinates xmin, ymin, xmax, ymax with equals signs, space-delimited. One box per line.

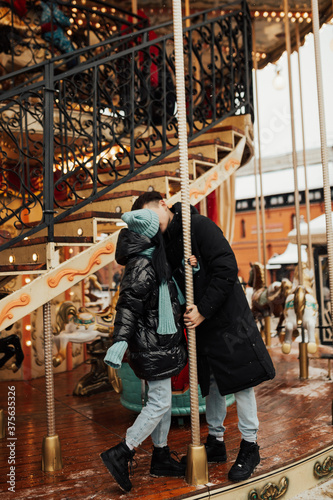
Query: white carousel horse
xmin=52 ymin=289 xmax=119 ymax=367
xmin=282 ymin=265 xmax=318 ymax=354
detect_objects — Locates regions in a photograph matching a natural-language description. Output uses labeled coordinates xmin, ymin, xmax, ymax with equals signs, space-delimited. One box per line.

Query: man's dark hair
xmin=131 ymin=191 xmax=163 ymax=211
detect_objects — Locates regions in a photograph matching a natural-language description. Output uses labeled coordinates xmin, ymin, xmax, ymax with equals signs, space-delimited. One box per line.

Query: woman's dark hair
xmin=151 ymin=230 xmax=170 ymax=285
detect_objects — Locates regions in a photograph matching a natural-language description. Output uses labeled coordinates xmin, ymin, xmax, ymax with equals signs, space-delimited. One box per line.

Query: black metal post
xmin=44 ymin=62 xmax=55 ymax=242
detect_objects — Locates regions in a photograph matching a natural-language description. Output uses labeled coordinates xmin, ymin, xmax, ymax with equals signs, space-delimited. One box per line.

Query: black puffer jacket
xmin=164 ymin=203 xmax=275 ymax=397
xmin=112 ymin=228 xmax=187 ymax=381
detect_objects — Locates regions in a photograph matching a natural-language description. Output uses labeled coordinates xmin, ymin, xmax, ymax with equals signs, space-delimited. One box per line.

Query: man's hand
xmin=184 ymin=305 xmax=205 ymax=329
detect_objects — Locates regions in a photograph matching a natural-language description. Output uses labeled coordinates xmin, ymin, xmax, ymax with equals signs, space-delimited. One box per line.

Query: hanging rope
xmin=311 ymin=0 xmax=333 ymax=322
xmin=171 ymin=0 xmax=200 ymax=448
xmin=252 ymin=21 xmax=264 ymax=268
xmin=295 ymin=22 xmax=314 ymax=274
xmin=284 ymin=0 xmax=303 ymax=286
xmin=43 ymin=301 xmax=56 ymax=437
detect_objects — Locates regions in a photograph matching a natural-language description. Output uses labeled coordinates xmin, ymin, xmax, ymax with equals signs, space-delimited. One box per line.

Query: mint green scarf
xmin=140 ymin=247 xmax=178 ymax=335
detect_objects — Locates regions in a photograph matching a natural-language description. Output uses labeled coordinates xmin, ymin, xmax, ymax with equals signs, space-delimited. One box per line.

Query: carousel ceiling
xmin=120 ymin=0 xmax=333 ymax=68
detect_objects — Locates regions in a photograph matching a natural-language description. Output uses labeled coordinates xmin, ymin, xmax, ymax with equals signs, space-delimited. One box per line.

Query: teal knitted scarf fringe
xmin=139 ymin=247 xmax=178 ymax=335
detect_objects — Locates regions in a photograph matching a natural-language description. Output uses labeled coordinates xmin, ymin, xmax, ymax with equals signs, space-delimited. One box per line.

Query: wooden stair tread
xmin=9 ymin=236 xmax=94 ymax=248
xmin=0 ymin=263 xmax=47 ymax=272
xmin=60 ymin=189 xmax=158 ymax=209
xmin=16 ymin=212 xmax=122 ymax=230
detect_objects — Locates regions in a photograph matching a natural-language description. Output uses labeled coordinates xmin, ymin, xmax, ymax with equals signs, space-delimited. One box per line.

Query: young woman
xmin=101 ymin=209 xmax=188 ymax=493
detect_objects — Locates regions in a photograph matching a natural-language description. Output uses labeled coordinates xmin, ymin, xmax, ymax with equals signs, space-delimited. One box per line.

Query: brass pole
xmin=42 ymin=301 xmax=63 ymax=471
xmin=185 ymin=0 xmax=190 ymax=28
xmin=253 ymin=21 xmax=271 ymax=344
xmin=284 ymin=0 xmax=303 ymax=287
xmin=131 ymin=0 xmax=138 ymax=15
xmin=284 ymin=0 xmax=307 ymax=376
xmin=311 ymin=0 xmax=333 ymax=324
xmin=299 ymin=342 xmax=309 ymax=379
xmin=252 ymin=21 xmax=266 ymax=283
xmin=295 ymin=22 xmax=314 ymax=274
xmin=172 ymin=0 xmax=208 ymax=485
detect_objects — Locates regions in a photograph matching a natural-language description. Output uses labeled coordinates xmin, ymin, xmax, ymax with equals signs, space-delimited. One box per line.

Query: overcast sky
xmin=255 ymin=24 xmax=333 ymax=158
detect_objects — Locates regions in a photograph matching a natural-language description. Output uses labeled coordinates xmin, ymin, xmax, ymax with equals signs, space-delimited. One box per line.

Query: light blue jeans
xmin=205 ymin=374 xmax=259 ymax=442
xmin=126 ymin=378 xmax=172 ymax=448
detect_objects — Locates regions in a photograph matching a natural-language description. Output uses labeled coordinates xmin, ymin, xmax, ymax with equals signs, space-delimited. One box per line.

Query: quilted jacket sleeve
xmin=112 ymin=257 xmax=155 ymax=343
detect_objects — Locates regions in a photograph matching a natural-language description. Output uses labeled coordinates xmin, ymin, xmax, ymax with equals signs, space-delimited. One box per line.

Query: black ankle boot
xmin=150 ymin=445 xmax=186 ymax=477
xmin=205 ymin=435 xmax=227 ymax=463
xmin=180 ymin=435 xmax=227 ymax=465
xmin=100 ymin=441 xmax=136 ymax=492
xmin=228 ymin=439 xmax=260 ymax=482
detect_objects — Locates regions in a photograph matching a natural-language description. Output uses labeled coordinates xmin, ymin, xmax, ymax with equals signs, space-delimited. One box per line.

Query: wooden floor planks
xmin=0 ymin=340 xmax=332 ymax=499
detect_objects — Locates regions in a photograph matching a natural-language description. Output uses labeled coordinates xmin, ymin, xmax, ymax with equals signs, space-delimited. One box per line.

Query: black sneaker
xmin=180 ymin=435 xmax=227 ymax=465
xmin=205 ymin=434 xmax=227 ymax=463
xmin=228 ymin=439 xmax=260 ymax=482
xmin=100 ymin=441 xmax=136 ymax=492
xmin=150 ymin=445 xmax=186 ymax=477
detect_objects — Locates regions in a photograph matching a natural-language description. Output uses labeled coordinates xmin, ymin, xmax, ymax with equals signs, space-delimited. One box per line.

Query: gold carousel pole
xmin=295 ymin=22 xmax=314 ymax=274
xmin=131 ymin=0 xmax=138 ymax=15
xmin=41 ymin=301 xmax=63 ymax=471
xmin=311 ymin=0 xmax=333 ymax=324
xmin=184 ymin=0 xmax=190 ymax=28
xmin=252 ymin=20 xmax=270 ymax=344
xmin=171 ymin=0 xmax=208 ymax=485
xmin=284 ymin=0 xmax=307 ymax=378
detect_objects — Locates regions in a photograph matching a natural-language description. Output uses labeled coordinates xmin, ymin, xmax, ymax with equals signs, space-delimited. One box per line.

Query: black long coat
xmin=112 ymin=228 xmax=187 ymax=381
xmin=164 ymin=203 xmax=275 ymax=397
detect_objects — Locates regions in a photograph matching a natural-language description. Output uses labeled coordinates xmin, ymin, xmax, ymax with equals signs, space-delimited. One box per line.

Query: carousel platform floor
xmin=0 ymin=339 xmax=332 ymax=500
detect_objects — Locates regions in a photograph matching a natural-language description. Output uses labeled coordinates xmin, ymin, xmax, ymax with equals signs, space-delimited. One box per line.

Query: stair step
xmin=0 ymin=263 xmax=47 ymax=274
xmin=71 ymin=190 xmax=159 ymax=214
xmin=16 ymin=211 xmax=122 ymax=229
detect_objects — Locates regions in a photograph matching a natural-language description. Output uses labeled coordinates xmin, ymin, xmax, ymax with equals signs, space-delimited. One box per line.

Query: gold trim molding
xmin=248 ymin=477 xmax=289 ymax=500
xmin=314 ymin=456 xmax=333 ymax=479
xmin=47 ymin=244 xmax=115 ymax=289
xmin=0 ymin=294 xmax=31 ymax=327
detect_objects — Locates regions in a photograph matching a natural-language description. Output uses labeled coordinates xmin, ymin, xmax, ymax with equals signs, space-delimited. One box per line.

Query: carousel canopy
xmin=267 ymin=242 xmax=308 ymax=269
xmin=121 ymin=0 xmax=333 ymax=68
xmin=235 ymin=161 xmax=333 ymax=200
xmin=288 ymin=213 xmax=333 ymax=245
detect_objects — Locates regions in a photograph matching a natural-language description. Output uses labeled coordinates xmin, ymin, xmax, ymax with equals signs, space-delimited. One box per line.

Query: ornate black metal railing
xmin=0 ymin=0 xmax=146 ymax=78
xmin=0 ymin=0 xmax=253 ymax=252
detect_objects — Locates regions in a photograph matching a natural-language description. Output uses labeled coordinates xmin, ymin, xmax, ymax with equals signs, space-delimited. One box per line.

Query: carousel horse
xmin=282 ymin=264 xmax=318 ymax=355
xmin=52 ymin=289 xmax=121 ymax=395
xmin=0 ymin=333 xmax=24 ymax=372
xmin=52 ymin=289 xmax=119 ymax=367
xmin=0 ymin=291 xmax=24 ymax=372
xmin=248 ymin=262 xmax=292 ymax=332
xmin=83 ymin=274 xmax=106 ymax=310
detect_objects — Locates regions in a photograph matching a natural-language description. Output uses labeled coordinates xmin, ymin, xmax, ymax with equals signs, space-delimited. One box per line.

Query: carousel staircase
xmin=0 ymin=117 xmax=252 ymax=330
xmin=0 ymin=0 xmax=254 ymax=329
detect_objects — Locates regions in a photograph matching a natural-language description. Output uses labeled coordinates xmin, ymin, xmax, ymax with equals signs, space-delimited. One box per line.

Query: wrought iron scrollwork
xmin=0 ymin=0 xmax=253 ymax=252
xmin=0 ymin=0 xmax=146 ymax=79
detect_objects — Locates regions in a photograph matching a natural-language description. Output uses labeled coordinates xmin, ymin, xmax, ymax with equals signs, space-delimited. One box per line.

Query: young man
xmin=132 ymin=191 xmax=275 ymax=482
